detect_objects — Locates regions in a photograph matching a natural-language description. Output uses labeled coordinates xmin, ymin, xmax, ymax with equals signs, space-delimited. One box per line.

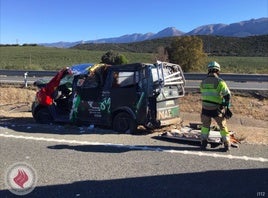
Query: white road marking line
xmin=1 ymin=133 xmax=267 ymax=162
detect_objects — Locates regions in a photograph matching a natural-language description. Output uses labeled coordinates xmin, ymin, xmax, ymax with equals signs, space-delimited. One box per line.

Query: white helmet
xmin=207 ymin=61 xmax=221 ymax=71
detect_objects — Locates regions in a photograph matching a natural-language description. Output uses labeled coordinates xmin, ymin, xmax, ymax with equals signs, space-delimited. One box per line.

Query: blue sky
xmin=0 ymin=0 xmax=267 ymax=44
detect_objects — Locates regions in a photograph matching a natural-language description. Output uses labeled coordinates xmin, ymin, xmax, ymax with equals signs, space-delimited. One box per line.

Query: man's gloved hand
xmin=223 ymin=94 xmax=231 ymax=107
xmin=222 ymin=101 xmax=230 ymax=107
xmin=224 ymin=108 xmax=233 ymax=119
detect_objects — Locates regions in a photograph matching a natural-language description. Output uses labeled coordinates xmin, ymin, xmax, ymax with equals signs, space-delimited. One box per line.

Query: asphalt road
xmin=0 ymin=123 xmax=267 ymax=198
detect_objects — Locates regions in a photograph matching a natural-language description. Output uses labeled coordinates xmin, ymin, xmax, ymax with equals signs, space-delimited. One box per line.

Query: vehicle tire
xmin=113 ymin=112 xmax=137 ymax=134
xmin=35 ymin=107 xmax=53 ymax=124
xmin=31 ymin=102 xmax=36 ymax=117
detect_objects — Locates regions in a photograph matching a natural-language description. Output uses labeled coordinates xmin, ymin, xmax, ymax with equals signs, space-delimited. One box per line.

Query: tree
xmin=167 ymin=36 xmax=207 ymax=72
xmin=154 ymin=46 xmax=169 ymax=62
xmin=101 ymin=50 xmax=128 ymax=65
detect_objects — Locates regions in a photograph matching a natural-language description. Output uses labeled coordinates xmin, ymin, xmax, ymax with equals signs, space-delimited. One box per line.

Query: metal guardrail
xmin=0 ymin=70 xmax=57 ymax=77
xmin=1 ymin=70 xmax=268 ymax=82
xmin=184 ymin=73 xmax=268 ymax=82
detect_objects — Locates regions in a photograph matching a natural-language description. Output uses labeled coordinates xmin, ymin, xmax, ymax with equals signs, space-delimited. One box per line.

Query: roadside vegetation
xmin=204 ymin=56 xmax=268 ymax=73
xmin=72 ymin=35 xmax=268 ymax=57
xmin=0 ymin=46 xmax=154 ymax=70
xmin=1 ymin=34 xmax=267 ymax=73
xmin=167 ymin=36 xmax=206 ymax=72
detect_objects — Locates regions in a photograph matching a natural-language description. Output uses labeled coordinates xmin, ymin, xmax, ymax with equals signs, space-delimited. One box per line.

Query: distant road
xmin=186 ymin=80 xmax=268 ymax=91
xmin=0 ymin=70 xmax=268 ymax=90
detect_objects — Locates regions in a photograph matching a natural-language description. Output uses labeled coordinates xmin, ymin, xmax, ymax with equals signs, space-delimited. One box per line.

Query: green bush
xmin=101 ymin=50 xmax=129 ymax=65
xmin=167 ymin=36 xmax=207 ymax=72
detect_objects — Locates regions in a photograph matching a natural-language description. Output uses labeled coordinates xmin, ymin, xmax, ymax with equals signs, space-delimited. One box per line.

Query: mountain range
xmin=40 ymin=17 xmax=268 ymax=48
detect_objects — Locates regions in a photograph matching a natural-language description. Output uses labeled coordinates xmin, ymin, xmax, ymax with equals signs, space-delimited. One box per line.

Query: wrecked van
xmin=32 ymin=61 xmax=186 ymax=133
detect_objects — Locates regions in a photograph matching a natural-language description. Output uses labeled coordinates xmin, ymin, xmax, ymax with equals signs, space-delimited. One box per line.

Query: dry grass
xmin=0 ymin=87 xmax=36 ymax=111
xmin=180 ymin=92 xmax=268 ymax=121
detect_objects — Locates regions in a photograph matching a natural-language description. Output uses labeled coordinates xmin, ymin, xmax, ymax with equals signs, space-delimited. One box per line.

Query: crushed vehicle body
xmin=32 ymin=61 xmax=186 ymax=133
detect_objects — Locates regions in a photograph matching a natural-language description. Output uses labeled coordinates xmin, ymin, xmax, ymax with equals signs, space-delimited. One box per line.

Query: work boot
xmin=223 ymin=141 xmax=230 ymax=152
xmin=222 ymin=136 xmax=230 ymax=152
xmin=200 ymin=139 xmax=208 ymax=150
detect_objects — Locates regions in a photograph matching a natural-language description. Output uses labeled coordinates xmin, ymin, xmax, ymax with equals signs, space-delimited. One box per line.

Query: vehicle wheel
xmin=35 ymin=107 xmax=53 ymax=124
xmin=113 ymin=112 xmax=137 ymax=134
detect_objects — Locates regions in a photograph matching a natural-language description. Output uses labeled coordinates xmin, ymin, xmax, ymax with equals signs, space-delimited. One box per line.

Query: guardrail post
xmin=24 ymin=72 xmax=28 ymax=87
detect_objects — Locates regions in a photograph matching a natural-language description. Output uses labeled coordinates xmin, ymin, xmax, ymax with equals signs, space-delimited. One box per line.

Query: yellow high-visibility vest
xmin=200 ymin=73 xmax=230 ymax=108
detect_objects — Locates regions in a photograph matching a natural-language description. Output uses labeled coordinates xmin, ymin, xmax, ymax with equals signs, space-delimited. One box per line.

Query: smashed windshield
xmin=60 ymin=63 xmax=94 ymax=86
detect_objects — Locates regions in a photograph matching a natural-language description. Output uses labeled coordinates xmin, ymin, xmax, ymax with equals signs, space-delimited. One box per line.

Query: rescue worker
xmin=200 ymin=61 xmax=231 ymax=151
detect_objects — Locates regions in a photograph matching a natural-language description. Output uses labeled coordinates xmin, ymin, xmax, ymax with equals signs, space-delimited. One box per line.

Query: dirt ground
xmin=0 ymin=86 xmax=267 ymax=145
